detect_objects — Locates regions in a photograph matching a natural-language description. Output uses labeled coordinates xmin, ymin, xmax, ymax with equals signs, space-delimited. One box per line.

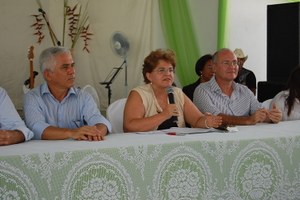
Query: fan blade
xmin=114 ymin=41 xmax=121 ymax=50
xmin=111 ymin=31 xmax=130 ymax=58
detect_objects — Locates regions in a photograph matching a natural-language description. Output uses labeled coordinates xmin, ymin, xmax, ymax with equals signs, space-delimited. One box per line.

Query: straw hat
xmin=234 ymin=48 xmax=248 ymax=60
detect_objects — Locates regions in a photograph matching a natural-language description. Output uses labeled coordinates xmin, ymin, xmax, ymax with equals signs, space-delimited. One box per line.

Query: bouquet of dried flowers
xmin=31 ymin=0 xmax=93 ymax=52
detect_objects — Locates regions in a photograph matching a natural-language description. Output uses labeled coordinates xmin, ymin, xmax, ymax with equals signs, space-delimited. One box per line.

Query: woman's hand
xmin=204 ymin=113 xmax=222 ymax=128
xmin=161 ymin=104 xmax=179 ymax=119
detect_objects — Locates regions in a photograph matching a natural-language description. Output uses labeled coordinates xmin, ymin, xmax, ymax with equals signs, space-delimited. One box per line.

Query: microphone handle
xmin=168 ymin=92 xmax=178 ymax=123
xmin=168 ymin=93 xmax=175 ymax=104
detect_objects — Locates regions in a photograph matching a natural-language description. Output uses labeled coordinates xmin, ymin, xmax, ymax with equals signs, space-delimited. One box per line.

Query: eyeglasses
xmin=153 ymin=67 xmax=175 ymax=74
xmin=220 ymin=61 xmax=238 ymax=67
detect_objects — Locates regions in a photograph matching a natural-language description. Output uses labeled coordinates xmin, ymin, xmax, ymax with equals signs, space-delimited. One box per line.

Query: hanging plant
xmin=31 ymin=0 xmax=93 ymax=53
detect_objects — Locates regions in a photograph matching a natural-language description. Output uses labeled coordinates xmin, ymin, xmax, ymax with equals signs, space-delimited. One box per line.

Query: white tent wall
xmin=228 ymin=0 xmax=287 ymax=86
xmin=0 ymin=0 xmax=288 ymax=113
xmin=189 ymin=0 xmax=219 ymax=55
xmin=0 ymin=0 xmax=163 ymax=112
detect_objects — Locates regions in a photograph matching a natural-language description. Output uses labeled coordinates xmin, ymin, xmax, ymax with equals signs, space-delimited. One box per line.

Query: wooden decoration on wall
xmin=27 ymin=46 xmax=35 ymax=89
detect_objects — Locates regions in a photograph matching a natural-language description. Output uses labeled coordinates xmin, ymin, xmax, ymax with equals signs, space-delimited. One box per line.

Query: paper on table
xmin=215 ymin=125 xmax=239 ymax=133
xmin=164 ymin=127 xmax=218 ymax=136
xmin=135 ymin=130 xmax=166 ymax=135
xmin=135 ymin=127 xmax=218 ymax=136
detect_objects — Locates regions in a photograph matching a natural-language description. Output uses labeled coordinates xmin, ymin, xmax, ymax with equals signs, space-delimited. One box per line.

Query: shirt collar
xmin=209 ymin=76 xmax=238 ymax=97
xmin=41 ymin=83 xmax=76 ymax=99
xmin=209 ymin=76 xmax=222 ymax=93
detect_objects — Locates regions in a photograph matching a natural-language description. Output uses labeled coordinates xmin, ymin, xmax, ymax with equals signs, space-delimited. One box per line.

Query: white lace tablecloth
xmin=1 ymin=120 xmax=300 ymax=199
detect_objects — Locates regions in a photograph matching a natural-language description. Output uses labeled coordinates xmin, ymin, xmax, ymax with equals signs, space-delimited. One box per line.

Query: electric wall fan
xmin=100 ymin=31 xmax=130 ymax=105
xmin=111 ymin=31 xmax=130 ymax=59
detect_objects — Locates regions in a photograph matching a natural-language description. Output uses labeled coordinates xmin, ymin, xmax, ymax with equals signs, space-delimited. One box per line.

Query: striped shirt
xmin=23 ymin=83 xmax=111 ymax=139
xmin=193 ymin=76 xmax=261 ymax=116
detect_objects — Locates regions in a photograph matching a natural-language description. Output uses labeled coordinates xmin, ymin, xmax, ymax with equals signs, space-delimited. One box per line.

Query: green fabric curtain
xmin=217 ymin=0 xmax=229 ymax=49
xmin=159 ymin=0 xmax=229 ymax=86
xmin=158 ymin=0 xmax=200 ymax=86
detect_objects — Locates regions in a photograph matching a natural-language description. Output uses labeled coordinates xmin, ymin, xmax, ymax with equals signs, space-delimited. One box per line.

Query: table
xmin=1 ymin=120 xmax=300 ymax=199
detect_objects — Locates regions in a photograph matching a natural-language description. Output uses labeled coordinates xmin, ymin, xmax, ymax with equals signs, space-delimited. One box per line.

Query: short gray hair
xmin=212 ymin=48 xmax=232 ymax=63
xmin=39 ymin=46 xmax=71 ymax=73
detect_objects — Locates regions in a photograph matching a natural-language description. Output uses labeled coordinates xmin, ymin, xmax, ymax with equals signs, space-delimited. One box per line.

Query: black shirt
xmin=235 ymin=68 xmax=256 ymax=91
xmin=182 ymin=79 xmax=201 ymax=101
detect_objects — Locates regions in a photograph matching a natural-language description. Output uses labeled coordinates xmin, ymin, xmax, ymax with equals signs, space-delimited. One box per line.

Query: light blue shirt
xmin=0 ymin=87 xmax=33 ymax=141
xmin=193 ymin=76 xmax=261 ymax=116
xmin=23 ymin=83 xmax=112 ymax=139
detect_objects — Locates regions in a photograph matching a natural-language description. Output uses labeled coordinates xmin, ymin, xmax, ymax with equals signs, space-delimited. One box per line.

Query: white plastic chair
xmin=23 ymin=85 xmax=30 ymax=94
xmin=106 ymin=98 xmax=127 ymax=133
xmin=82 ymin=85 xmax=100 ymax=109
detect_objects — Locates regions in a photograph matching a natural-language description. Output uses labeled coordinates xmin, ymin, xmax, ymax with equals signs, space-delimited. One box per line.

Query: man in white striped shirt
xmin=193 ymin=48 xmax=282 ymax=126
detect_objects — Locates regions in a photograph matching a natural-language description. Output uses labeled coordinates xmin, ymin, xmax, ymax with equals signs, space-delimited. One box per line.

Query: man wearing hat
xmin=234 ymin=48 xmax=257 ymax=95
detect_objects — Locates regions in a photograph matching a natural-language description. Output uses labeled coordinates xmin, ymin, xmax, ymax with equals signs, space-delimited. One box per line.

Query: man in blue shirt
xmin=193 ymin=48 xmax=282 ymax=125
xmin=24 ymin=47 xmax=111 ymax=140
xmin=0 ymin=87 xmax=33 ymax=145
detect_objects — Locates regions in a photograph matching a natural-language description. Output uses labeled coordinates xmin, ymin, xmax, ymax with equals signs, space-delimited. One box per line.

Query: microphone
xmin=167 ymin=87 xmax=175 ymax=104
xmin=166 ymin=87 xmax=178 ymax=124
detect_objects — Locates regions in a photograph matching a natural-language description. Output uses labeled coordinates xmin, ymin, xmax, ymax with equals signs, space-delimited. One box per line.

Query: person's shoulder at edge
xmin=197 ymin=76 xmax=215 ymax=92
xmin=242 ymin=67 xmax=253 ymax=73
xmin=246 ymin=67 xmax=255 ymax=73
xmin=270 ymin=90 xmax=288 ymax=109
xmin=232 ymin=80 xmax=253 ymax=94
xmin=273 ymin=90 xmax=288 ymax=99
xmin=182 ymin=80 xmax=200 ymax=100
xmin=172 ymin=86 xmax=183 ymax=92
xmin=0 ymin=87 xmax=34 ymax=144
xmin=193 ymin=78 xmax=214 ymax=104
xmin=183 ymin=79 xmax=201 ymax=89
xmin=243 ymin=67 xmax=256 ymax=78
xmin=24 ymin=83 xmax=44 ymax=97
xmin=132 ymin=84 xmax=149 ymax=91
xmin=0 ymin=86 xmax=4 ymax=93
